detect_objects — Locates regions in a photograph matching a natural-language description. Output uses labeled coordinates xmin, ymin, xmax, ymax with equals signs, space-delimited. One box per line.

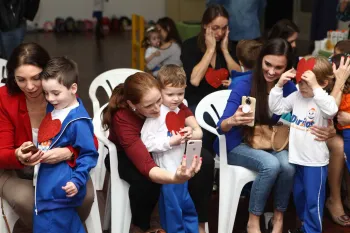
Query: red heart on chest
xmin=296 ymin=58 xmax=316 ymax=83
xmin=38 ymin=113 xmax=62 ymax=143
xmin=205 ymin=67 xmax=229 ymax=88
xmin=165 ymin=111 xmax=186 ymax=134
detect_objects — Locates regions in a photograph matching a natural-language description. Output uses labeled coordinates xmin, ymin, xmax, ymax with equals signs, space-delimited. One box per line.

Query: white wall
xmin=31 ymin=0 xmax=165 ymax=27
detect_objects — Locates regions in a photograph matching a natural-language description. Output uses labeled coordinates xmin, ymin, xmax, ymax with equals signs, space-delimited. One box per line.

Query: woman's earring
xmin=132 ymin=108 xmax=136 ymax=112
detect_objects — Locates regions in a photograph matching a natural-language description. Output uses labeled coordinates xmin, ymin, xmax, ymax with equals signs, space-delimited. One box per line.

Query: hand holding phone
xmin=185 ymin=140 xmax=202 ymax=169
xmin=21 ymin=143 xmax=39 ymax=154
xmin=241 ymin=96 xmax=256 ymax=127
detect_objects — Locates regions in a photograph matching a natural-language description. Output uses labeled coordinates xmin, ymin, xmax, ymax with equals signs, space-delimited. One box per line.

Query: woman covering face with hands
xmin=181 ymin=4 xmax=241 ymax=113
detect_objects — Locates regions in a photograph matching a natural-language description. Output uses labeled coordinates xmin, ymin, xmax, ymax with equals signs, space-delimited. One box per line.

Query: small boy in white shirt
xmin=141 ymin=64 xmax=203 ymax=233
xmin=269 ymin=56 xmax=338 ymax=233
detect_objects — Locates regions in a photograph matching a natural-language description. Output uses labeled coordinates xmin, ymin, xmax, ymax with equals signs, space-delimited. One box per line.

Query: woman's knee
xmin=260 ymin=156 xmax=281 ymax=176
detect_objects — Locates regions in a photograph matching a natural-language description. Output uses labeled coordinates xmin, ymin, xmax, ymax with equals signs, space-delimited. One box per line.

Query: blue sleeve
xmin=69 ymin=120 xmax=98 ymax=191
xmin=217 ymin=79 xmax=251 ymax=134
xmin=283 ymin=80 xmax=297 ymax=97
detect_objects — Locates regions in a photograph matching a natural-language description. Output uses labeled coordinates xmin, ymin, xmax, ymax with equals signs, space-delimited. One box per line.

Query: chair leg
xmin=85 ymin=187 xmax=103 ymax=233
xmin=218 ymin=172 xmax=247 ymax=233
xmin=103 ymin=179 xmax=112 ymax=230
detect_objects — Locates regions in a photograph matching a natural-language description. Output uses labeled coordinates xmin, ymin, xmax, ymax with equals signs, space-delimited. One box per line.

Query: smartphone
xmin=241 ymin=96 xmax=256 ymax=127
xmin=185 ymin=140 xmax=202 ymax=169
xmin=21 ymin=143 xmax=39 ymax=154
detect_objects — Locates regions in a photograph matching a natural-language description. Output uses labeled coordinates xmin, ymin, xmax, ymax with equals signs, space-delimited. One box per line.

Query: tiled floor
xmin=23 ymin=32 xmax=349 ymax=233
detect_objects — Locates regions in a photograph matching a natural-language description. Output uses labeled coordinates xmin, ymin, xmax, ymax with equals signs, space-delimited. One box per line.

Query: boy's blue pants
xmin=343 ymin=129 xmax=350 ymax=173
xmin=293 ymin=165 xmax=328 ymax=233
xmin=33 ymin=207 xmax=85 ymax=233
xmin=159 ymin=182 xmax=198 ymax=233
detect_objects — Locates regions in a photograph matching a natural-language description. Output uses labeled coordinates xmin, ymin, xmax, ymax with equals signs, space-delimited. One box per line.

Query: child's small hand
xmin=277 ymin=68 xmax=295 ymax=88
xmin=169 ymin=131 xmax=183 ymax=146
xmin=221 ymin=79 xmax=231 ymax=87
xmin=62 ymin=181 xmax=78 ymax=197
xmin=301 ymin=70 xmax=320 ymax=89
xmin=153 ymin=51 xmax=160 ymax=57
xmin=180 ymin=127 xmax=193 ymax=140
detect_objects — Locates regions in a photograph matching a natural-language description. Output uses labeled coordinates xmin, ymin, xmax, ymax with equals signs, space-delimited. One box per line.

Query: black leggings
xmin=109 ymin=148 xmax=214 ymax=231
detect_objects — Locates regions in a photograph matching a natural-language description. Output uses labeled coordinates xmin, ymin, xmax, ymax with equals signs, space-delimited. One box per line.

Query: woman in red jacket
xmin=0 ymin=43 xmax=94 ymax=231
xmin=102 ymin=72 xmax=204 ymax=233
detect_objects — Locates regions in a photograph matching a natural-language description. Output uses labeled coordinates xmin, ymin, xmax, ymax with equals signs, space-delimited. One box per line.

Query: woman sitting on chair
xmin=215 ymin=38 xmax=336 ymax=233
xmin=102 ymin=72 xmax=213 ymax=233
xmin=0 ymin=43 xmax=94 ymax=231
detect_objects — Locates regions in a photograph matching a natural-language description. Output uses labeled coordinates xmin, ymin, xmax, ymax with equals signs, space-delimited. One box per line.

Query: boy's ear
xmin=70 ymin=83 xmax=78 ymax=94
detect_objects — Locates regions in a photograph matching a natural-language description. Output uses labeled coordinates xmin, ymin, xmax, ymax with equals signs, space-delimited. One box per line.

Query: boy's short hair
xmin=157 ymin=64 xmax=186 ymax=88
xmin=40 ymin=57 xmax=78 ymax=89
xmin=236 ymin=40 xmax=263 ymax=70
xmin=334 ymin=40 xmax=350 ymax=54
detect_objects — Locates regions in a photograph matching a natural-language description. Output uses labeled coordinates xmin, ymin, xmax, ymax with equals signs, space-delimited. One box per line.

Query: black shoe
xmin=288 ymin=227 xmax=303 ymax=233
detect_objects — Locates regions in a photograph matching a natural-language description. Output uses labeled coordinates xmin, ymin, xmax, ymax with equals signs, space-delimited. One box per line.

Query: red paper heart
xmin=38 ymin=113 xmax=62 ymax=143
xmin=205 ymin=67 xmax=229 ymax=88
xmin=296 ymin=58 xmax=316 ymax=83
xmin=165 ymin=111 xmax=186 ymax=134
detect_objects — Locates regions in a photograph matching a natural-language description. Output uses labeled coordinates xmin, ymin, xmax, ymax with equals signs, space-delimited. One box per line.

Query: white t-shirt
xmin=145 ymin=46 xmax=158 ymax=59
xmin=141 ymin=105 xmax=185 ymax=173
xmin=269 ymin=86 xmax=338 ymax=166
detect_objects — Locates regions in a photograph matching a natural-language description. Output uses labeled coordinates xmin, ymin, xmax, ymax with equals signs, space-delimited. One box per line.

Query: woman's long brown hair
xmin=102 ymin=72 xmax=160 ymax=130
xmin=245 ymin=38 xmax=294 ymax=142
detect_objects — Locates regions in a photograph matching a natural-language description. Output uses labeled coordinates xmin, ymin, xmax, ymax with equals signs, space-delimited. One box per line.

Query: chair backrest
xmin=195 ymin=90 xmax=232 ymax=165
xmin=92 ymin=103 xmax=131 ymax=233
xmin=89 ymin=68 xmax=142 ymax=116
xmin=195 ymin=90 xmax=232 ymax=135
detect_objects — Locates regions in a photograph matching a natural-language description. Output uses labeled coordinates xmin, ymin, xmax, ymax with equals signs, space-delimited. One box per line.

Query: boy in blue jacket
xmin=33 ymin=57 xmax=98 ymax=233
xmin=228 ymin=40 xmax=262 ymax=89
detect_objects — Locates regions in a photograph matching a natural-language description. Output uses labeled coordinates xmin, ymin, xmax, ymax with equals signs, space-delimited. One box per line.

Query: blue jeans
xmin=0 ymin=22 xmax=26 ymax=59
xmin=228 ymin=143 xmax=295 ymax=215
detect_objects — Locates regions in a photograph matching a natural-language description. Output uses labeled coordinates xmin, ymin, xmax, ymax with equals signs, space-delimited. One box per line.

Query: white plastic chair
xmin=0 ymin=170 xmax=102 ymax=233
xmin=89 ymin=68 xmax=143 ymax=116
xmin=93 ymin=104 xmax=131 ymax=233
xmin=89 ymin=68 xmax=142 ymax=191
xmin=195 ymin=90 xmax=257 ymax=233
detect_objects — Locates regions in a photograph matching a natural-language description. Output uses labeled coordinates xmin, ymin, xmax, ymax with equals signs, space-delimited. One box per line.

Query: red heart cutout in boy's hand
xmin=205 ymin=67 xmax=229 ymax=88
xmin=165 ymin=111 xmax=186 ymax=135
xmin=38 ymin=113 xmax=62 ymax=143
xmin=296 ymin=58 xmax=316 ymax=83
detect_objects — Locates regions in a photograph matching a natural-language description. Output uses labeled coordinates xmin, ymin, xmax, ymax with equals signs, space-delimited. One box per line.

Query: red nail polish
xmin=195 ymin=155 xmax=198 ymax=158
xmin=200 ymin=157 xmax=203 ymax=161
xmin=183 ymin=155 xmax=186 ymax=159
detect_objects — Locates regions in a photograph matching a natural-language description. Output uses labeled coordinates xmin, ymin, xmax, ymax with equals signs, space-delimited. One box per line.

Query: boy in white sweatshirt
xmin=141 ymin=64 xmax=203 ymax=233
xmin=268 ymin=57 xmax=338 ymax=233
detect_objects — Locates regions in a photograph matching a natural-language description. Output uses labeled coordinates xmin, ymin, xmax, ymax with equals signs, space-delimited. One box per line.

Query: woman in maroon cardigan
xmin=102 ymin=73 xmax=206 ymax=233
xmin=0 ymin=43 xmax=94 ymax=231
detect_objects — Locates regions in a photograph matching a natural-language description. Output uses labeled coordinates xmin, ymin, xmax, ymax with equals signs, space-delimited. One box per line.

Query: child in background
xmin=228 ymin=40 xmax=262 ymax=89
xmin=143 ymin=27 xmax=161 ymax=76
xmin=334 ymin=40 xmax=350 ymax=55
xmin=141 ymin=64 xmax=203 ymax=233
xmin=34 ymin=57 xmax=98 ymax=233
xmin=332 ymin=54 xmax=350 ymax=172
xmin=269 ymin=56 xmax=338 ymax=233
